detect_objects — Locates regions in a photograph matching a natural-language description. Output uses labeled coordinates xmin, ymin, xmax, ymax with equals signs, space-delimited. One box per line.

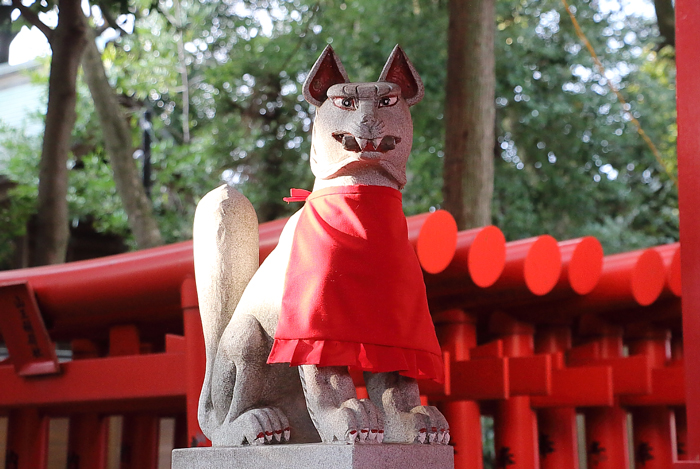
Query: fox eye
xmin=379 ymin=96 xmax=398 ymax=107
xmin=332 ymin=97 xmax=356 ymax=110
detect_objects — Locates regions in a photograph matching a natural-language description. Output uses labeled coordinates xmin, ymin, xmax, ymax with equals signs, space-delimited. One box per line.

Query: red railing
xmin=0 ymin=210 xmax=692 ymax=469
xmin=2 ymin=0 xmax=700 ymax=466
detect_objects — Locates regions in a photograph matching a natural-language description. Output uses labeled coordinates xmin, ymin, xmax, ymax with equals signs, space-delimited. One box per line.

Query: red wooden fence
xmin=0 ymin=211 xmax=692 ymax=469
xmin=1 ymin=1 xmax=699 ymax=467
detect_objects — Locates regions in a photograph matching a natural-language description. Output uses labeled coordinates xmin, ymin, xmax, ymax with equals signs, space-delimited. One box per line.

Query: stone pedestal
xmin=172 ymin=443 xmax=454 ymax=469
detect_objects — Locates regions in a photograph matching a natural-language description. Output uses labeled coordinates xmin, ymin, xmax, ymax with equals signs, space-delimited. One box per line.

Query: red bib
xmin=267 ymin=185 xmax=443 ymax=383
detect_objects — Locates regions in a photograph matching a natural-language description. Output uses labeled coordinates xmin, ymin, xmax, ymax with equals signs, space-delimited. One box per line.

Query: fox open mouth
xmin=332 ymin=133 xmax=401 ymax=153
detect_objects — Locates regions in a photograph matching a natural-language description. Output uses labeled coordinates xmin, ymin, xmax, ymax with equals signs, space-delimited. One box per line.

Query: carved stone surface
xmin=193 ymin=44 xmax=449 ymax=448
xmin=172 ymin=444 xmax=454 ymax=469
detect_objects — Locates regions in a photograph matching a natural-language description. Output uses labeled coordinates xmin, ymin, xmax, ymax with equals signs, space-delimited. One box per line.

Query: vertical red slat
xmin=676 ymin=0 xmax=700 ymax=463
xmin=536 ymin=326 xmax=579 ymax=469
xmin=6 ymin=407 xmax=49 ymax=469
xmin=676 ymin=408 xmax=689 ymax=461
xmin=435 ymin=310 xmax=483 ymax=469
xmin=67 ymin=414 xmax=109 ymax=469
xmin=173 ymin=414 xmax=190 ymax=449
xmin=181 ymin=277 xmax=210 ymax=447
xmin=583 ymin=333 xmax=630 ymax=469
xmin=491 ymin=314 xmax=538 ymax=469
xmin=631 ymin=407 xmax=676 ymax=469
xmin=629 ymin=329 xmax=675 ymax=468
xmin=120 ymin=414 xmax=159 ymax=469
xmin=585 ymin=406 xmax=629 ymax=469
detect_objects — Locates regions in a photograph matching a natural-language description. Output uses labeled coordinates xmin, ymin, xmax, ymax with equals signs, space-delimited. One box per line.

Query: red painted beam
xmin=656 ymin=243 xmax=682 ymax=298
xmin=447 ymin=357 xmax=510 ymax=400
xmin=0 ymin=352 xmax=186 ymax=407
xmin=258 ymin=217 xmax=290 ymax=262
xmin=407 ymin=210 xmax=458 ymax=274
xmin=261 ymin=210 xmax=459 ymax=272
xmin=583 ymin=248 xmax=665 ymax=308
xmin=429 ymin=225 xmax=507 ymax=287
xmin=0 ymin=209 xmax=451 ymax=341
xmin=530 ymin=365 xmax=614 ymax=408
xmin=0 ymin=210 xmax=451 ymax=336
xmin=623 ymin=328 xmax=685 ymax=406
xmin=0 ymin=282 xmax=59 ymax=376
xmin=514 ymin=248 xmax=667 ymax=323
xmin=427 ymin=235 xmax=561 ymax=311
xmin=676 ymin=0 xmax=700 ymax=461
xmin=508 ymin=354 xmax=551 ymax=396
xmin=0 ymin=242 xmax=194 ymax=336
xmin=434 ymin=236 xmax=601 ymax=323
xmin=556 ymin=236 xmax=604 ymax=295
xmin=497 ymin=235 xmax=561 ymax=296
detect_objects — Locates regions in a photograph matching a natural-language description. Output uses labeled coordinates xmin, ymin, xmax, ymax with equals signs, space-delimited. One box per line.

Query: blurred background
xmin=0 ymin=0 xmax=678 ymax=267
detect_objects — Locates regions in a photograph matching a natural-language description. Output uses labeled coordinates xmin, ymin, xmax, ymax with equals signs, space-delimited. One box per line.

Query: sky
xmin=6 ymin=0 xmax=658 ymax=66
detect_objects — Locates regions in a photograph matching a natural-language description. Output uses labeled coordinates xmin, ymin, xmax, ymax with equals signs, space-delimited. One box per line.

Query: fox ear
xmin=303 ymin=45 xmax=350 ymax=107
xmin=379 ymin=45 xmax=424 ymax=107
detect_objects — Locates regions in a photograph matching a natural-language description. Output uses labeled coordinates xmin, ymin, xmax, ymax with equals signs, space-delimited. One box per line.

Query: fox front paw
xmin=413 ymin=405 xmax=450 ymax=445
xmin=385 ymin=405 xmax=450 ymax=445
xmin=212 ymin=407 xmax=291 ymax=446
xmin=315 ymin=398 xmax=384 ymax=444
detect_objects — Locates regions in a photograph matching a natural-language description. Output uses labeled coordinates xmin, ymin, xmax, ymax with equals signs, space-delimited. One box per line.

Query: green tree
xmin=2 ymin=0 xmax=680 ymax=268
xmin=491 ymin=0 xmax=677 ymax=251
xmin=81 ymin=19 xmax=163 ymax=248
xmin=11 ymin=0 xmax=88 ymax=265
xmin=443 ymin=0 xmax=496 ymax=230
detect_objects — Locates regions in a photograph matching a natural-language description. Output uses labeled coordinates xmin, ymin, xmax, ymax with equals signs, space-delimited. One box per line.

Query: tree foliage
xmin=1 ymin=0 xmax=679 ymax=269
xmin=491 ymin=0 xmax=677 ymax=249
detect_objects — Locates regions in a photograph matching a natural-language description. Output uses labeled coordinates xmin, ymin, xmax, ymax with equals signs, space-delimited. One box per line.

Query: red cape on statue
xmin=267 ymin=185 xmax=444 ymax=383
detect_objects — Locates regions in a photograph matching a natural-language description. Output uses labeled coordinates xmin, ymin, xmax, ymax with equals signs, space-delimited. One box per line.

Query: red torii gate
xmin=675 ymin=1 xmax=700 ymax=466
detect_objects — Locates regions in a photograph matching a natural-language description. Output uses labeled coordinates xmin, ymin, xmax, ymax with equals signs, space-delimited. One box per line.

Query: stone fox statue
xmin=193 ymin=45 xmax=450 ymax=447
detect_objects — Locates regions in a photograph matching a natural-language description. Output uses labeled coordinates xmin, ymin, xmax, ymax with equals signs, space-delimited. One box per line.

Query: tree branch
xmin=653 ymin=0 xmax=675 ymax=49
xmin=96 ymin=2 xmax=129 ymax=36
xmin=11 ymin=0 xmax=53 ymax=41
xmin=154 ymin=3 xmax=179 ymax=31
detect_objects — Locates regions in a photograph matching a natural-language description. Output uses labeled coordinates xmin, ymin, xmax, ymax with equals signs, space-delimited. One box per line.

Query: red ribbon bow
xmin=283 ymin=188 xmax=312 ymax=203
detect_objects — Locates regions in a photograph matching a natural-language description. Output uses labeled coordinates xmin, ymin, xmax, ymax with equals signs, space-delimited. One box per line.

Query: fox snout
xmin=355 ymin=112 xmax=385 ymax=139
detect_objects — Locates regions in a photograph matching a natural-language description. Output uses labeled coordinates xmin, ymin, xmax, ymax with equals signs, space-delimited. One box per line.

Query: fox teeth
xmin=356 ymin=138 xmax=373 ymax=151
xmin=334 ymin=133 xmax=399 ymax=153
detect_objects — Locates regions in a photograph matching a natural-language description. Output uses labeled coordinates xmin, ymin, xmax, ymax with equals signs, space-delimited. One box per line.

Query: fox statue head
xmin=303 ymin=45 xmax=424 ymax=190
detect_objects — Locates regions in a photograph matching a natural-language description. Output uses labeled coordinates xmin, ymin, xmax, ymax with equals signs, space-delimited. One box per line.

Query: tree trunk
xmin=653 ymin=0 xmax=675 ymax=49
xmin=442 ymin=0 xmax=496 ymax=230
xmin=81 ymin=29 xmax=163 ymax=249
xmin=32 ymin=0 xmax=87 ymax=266
xmin=0 ymin=6 xmax=17 ymax=64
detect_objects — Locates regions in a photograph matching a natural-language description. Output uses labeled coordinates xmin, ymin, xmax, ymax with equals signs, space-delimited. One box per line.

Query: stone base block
xmin=172 ymin=443 xmax=454 ymax=469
